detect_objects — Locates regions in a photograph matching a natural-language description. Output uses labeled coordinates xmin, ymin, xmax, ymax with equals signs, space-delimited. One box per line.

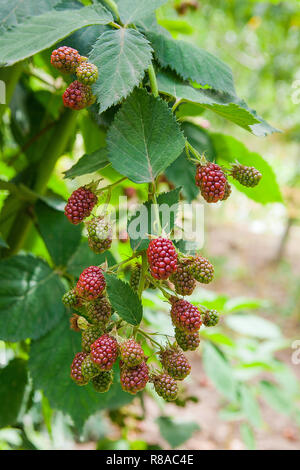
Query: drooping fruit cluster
xmin=64 ymin=186 xmax=98 ymax=224
xmin=230 ymin=163 xmax=262 ymax=187
xmin=195 ymin=162 xmax=227 ymax=203
xmin=63 ymin=80 xmax=95 ymax=110
xmin=147 ymin=237 xmax=178 ymax=280
xmin=86 ymin=216 xmax=113 ymax=254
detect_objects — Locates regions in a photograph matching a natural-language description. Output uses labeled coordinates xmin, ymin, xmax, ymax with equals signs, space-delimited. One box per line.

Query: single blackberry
xmin=120 ymin=339 xmax=144 ymax=368
xmin=195 ymin=162 xmax=227 ymax=203
xmin=92 ymin=371 xmax=114 ymax=393
xmin=51 ymin=46 xmax=81 ymax=73
xmin=175 ymin=328 xmax=200 ymax=351
xmin=81 ymin=354 xmax=101 ymax=380
xmin=170 ymin=297 xmax=202 ymax=333
xmin=202 ymin=309 xmax=220 ymax=327
xmin=129 ymin=263 xmax=149 ymax=292
xmin=76 ymin=61 xmax=99 ymax=85
xmin=230 ymin=163 xmax=262 ymax=187
xmin=86 ymin=216 xmax=112 ymax=254
xmin=170 ymin=258 xmax=196 ymax=296
xmin=70 ymin=352 xmax=88 ymax=385
xmin=120 ymin=361 xmax=149 ymax=394
xmin=189 ymin=256 xmax=214 ymax=284
xmin=62 ymin=288 xmax=83 ymax=311
xmin=63 ymin=80 xmax=95 ymax=110
xmin=76 ymin=266 xmax=106 ymax=301
xmin=85 ymin=297 xmax=111 ymax=325
xmin=147 ymin=237 xmax=178 ymax=280
xmin=65 ymin=186 xmax=97 ymax=225
xmin=82 ymin=325 xmax=103 ymax=353
xmin=160 ymin=346 xmax=191 ymax=380
xmin=90 ymin=334 xmax=119 ymax=370
xmin=152 ymin=373 xmax=178 ymax=401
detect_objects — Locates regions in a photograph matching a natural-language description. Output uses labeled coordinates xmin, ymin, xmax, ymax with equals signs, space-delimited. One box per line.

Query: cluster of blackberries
xmin=51 ymin=46 xmax=98 ymax=110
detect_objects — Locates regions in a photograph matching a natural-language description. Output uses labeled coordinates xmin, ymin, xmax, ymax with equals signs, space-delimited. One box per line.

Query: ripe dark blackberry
xmin=81 ymin=354 xmax=101 ymax=380
xmin=120 ymin=361 xmax=149 ymax=394
xmin=62 ymin=288 xmax=83 ymax=311
xmin=170 ymin=297 xmax=202 ymax=333
xmin=152 ymin=373 xmax=178 ymax=401
xmin=170 ymin=258 xmax=196 ymax=296
xmin=189 ymin=256 xmax=214 ymax=284
xmin=76 ymin=62 xmax=99 ymax=85
xmin=202 ymin=309 xmax=220 ymax=327
xmin=160 ymin=346 xmax=191 ymax=380
xmin=222 ymin=182 xmax=232 ymax=201
xmin=230 ymin=163 xmax=262 ymax=187
xmin=65 ymin=186 xmax=97 ymax=225
xmin=86 ymin=297 xmax=111 ymax=325
xmin=76 ymin=266 xmax=106 ymax=301
xmin=82 ymin=325 xmax=103 ymax=353
xmin=147 ymin=237 xmax=178 ymax=280
xmin=92 ymin=371 xmax=114 ymax=393
xmin=90 ymin=334 xmax=118 ymax=370
xmin=120 ymin=339 xmax=144 ymax=368
xmin=50 ymin=46 xmax=81 ymax=73
xmin=71 ymin=352 xmax=88 ymax=385
xmin=63 ymin=80 xmax=95 ymax=110
xmin=175 ymin=328 xmax=200 ymax=351
xmin=86 ymin=216 xmax=112 ymax=254
xmin=195 ymin=162 xmax=227 ymax=203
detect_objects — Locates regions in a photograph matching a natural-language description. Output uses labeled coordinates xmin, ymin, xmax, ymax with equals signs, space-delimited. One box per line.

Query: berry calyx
xmin=82 ymin=325 xmax=103 ymax=353
xmin=119 ymin=339 xmax=144 ymax=368
xmin=170 ymin=258 xmax=196 ymax=296
xmin=170 ymin=297 xmax=202 ymax=333
xmin=92 ymin=371 xmax=114 ymax=393
xmin=76 ymin=266 xmax=106 ymax=301
xmin=147 ymin=237 xmax=178 ymax=280
xmin=189 ymin=256 xmax=214 ymax=284
xmin=160 ymin=346 xmax=191 ymax=380
xmin=195 ymin=162 xmax=227 ymax=203
xmin=120 ymin=361 xmax=149 ymax=395
xmin=63 ymin=80 xmax=95 ymax=110
xmin=175 ymin=328 xmax=200 ymax=351
xmin=230 ymin=163 xmax=262 ymax=187
xmin=86 ymin=216 xmax=112 ymax=254
xmin=65 ymin=186 xmax=97 ymax=225
xmin=50 ymin=46 xmax=81 ymax=73
xmin=90 ymin=334 xmax=118 ymax=370
xmin=201 ymin=309 xmax=220 ymax=327
xmin=76 ymin=62 xmax=99 ymax=85
xmin=85 ymin=297 xmax=111 ymax=326
xmin=81 ymin=354 xmax=101 ymax=380
xmin=152 ymin=373 xmax=178 ymax=401
xmin=71 ymin=352 xmax=88 ymax=385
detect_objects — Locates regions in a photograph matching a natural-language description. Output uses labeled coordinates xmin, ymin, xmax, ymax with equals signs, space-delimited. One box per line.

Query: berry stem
xmin=137 ymin=251 xmax=148 ymax=298
xmin=102 ymin=0 xmax=121 ymax=23
xmin=137 ymin=329 xmax=162 ymax=349
xmin=172 ymin=99 xmax=182 ymax=113
xmin=109 ymin=252 xmax=141 ymax=271
xmin=148 ymin=64 xmax=159 ymax=98
xmin=145 ymin=274 xmax=173 ymax=300
xmin=99 ymin=176 xmax=127 ymax=192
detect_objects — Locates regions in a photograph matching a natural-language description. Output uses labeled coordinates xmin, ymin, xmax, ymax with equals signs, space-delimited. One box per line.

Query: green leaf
xmin=0 ymin=359 xmax=27 ymax=428
xmin=0 ymin=234 xmax=8 ymax=248
xmin=107 ymin=88 xmax=185 ymax=183
xmin=36 ymin=201 xmax=82 ymax=267
xmin=225 ymin=314 xmax=282 ymax=340
xmin=89 ymin=28 xmax=153 ymax=112
xmin=29 ymin=316 xmax=134 ymax=429
xmin=104 ymin=274 xmax=143 ymax=325
xmin=115 ymin=0 xmax=168 ymax=25
xmin=67 ymin=242 xmax=116 ymax=278
xmin=128 ymin=188 xmax=181 ymax=252
xmin=239 ymin=384 xmax=262 ymax=429
xmin=202 ymin=342 xmax=237 ymax=401
xmin=211 ymin=133 xmax=283 ymax=204
xmin=64 ymin=148 xmax=109 ymax=179
xmin=0 ymin=0 xmax=61 ymax=32
xmin=259 ymin=380 xmax=292 ymax=416
xmin=0 ymin=5 xmax=113 ymax=66
xmin=0 ymin=255 xmax=65 ymax=341
xmin=156 ymin=416 xmax=200 ymax=449
xmin=147 ymin=32 xmax=236 ymax=96
xmin=240 ymin=423 xmax=256 ymax=450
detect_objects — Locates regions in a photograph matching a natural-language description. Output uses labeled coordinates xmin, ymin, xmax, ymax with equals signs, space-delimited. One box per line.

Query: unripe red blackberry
xmin=170 ymin=297 xmax=202 ymax=333
xmin=65 ymin=186 xmax=97 ymax=225
xmin=76 ymin=61 xmax=99 ymax=85
xmin=92 ymin=370 xmax=114 ymax=393
xmin=152 ymin=373 xmax=178 ymax=401
xmin=195 ymin=162 xmax=227 ymax=203
xmin=82 ymin=325 xmax=103 ymax=353
xmin=147 ymin=237 xmax=178 ymax=280
xmin=85 ymin=297 xmax=111 ymax=325
xmin=63 ymin=80 xmax=95 ymax=110
xmin=120 ymin=339 xmax=144 ymax=368
xmin=90 ymin=334 xmax=118 ymax=370
xmin=189 ymin=256 xmax=214 ymax=284
xmin=86 ymin=216 xmax=112 ymax=254
xmin=120 ymin=361 xmax=149 ymax=394
xmin=222 ymin=182 xmax=232 ymax=201
xmin=62 ymin=288 xmax=83 ymax=310
xmin=230 ymin=163 xmax=262 ymax=187
xmin=71 ymin=352 xmax=88 ymax=385
xmin=175 ymin=328 xmax=200 ymax=351
xmin=81 ymin=354 xmax=101 ymax=380
xmin=76 ymin=266 xmax=106 ymax=301
xmin=160 ymin=346 xmax=191 ymax=380
xmin=170 ymin=258 xmax=196 ymax=296
xmin=202 ymin=309 xmax=220 ymax=327
xmin=51 ymin=46 xmax=81 ymax=73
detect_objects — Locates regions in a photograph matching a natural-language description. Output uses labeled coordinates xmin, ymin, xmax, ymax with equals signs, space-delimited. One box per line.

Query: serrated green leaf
xmin=156 ymin=416 xmax=200 ymax=449
xmin=89 ymin=28 xmax=153 ymax=112
xmin=115 ymin=0 xmax=168 ymax=25
xmin=29 ymin=316 xmax=134 ymax=429
xmin=0 ymin=255 xmax=65 ymax=341
xmin=67 ymin=242 xmax=116 ymax=278
xmin=0 ymin=359 xmax=28 ymax=428
xmin=35 ymin=200 xmax=82 ymax=267
xmin=0 ymin=5 xmax=113 ymax=66
xmin=128 ymin=188 xmax=181 ymax=252
xmin=225 ymin=314 xmax=282 ymax=340
xmin=64 ymin=148 xmax=109 ymax=179
xmin=104 ymin=274 xmax=143 ymax=326
xmin=107 ymin=88 xmax=185 ymax=183
xmin=0 ymin=0 xmax=61 ymax=32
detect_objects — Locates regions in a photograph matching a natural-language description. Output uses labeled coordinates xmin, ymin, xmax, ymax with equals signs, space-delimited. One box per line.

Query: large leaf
xmin=225 ymin=314 xmax=282 ymax=340
xmin=115 ymin=0 xmax=168 ymax=25
xmin=0 ymin=359 xmax=28 ymax=428
xmin=29 ymin=315 xmax=134 ymax=429
xmin=0 ymin=0 xmax=61 ymax=32
xmin=156 ymin=416 xmax=200 ymax=449
xmin=211 ymin=133 xmax=283 ymax=204
xmin=104 ymin=273 xmax=143 ymax=326
xmin=64 ymin=148 xmax=110 ymax=179
xmin=107 ymin=88 xmax=185 ymax=183
xmin=35 ymin=200 xmax=82 ymax=267
xmin=147 ymin=32 xmax=236 ymax=96
xmin=0 ymin=5 xmax=113 ymax=66
xmin=67 ymin=242 xmax=116 ymax=278
xmin=0 ymin=255 xmax=65 ymax=341
xmin=89 ymin=28 xmax=153 ymax=112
